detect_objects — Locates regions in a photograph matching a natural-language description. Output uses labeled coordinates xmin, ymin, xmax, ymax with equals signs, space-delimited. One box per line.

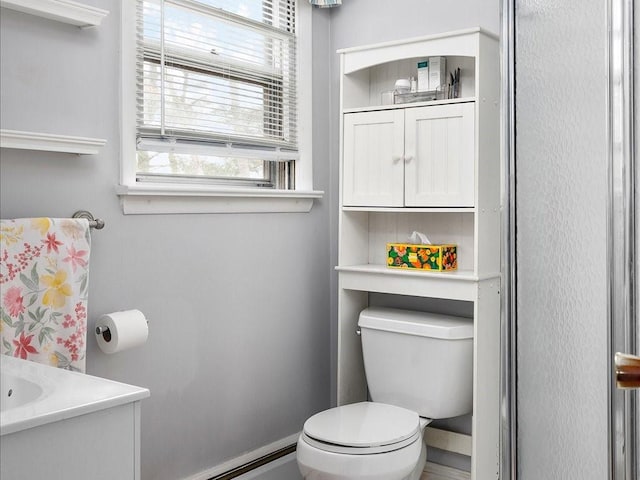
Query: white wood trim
xmin=471 ymin=278 xmax=501 ymax=479
xmin=424 ymin=427 xmax=472 ymax=457
xmin=337 ymin=264 xmax=499 ymax=282
xmin=295 ymin=0 xmax=313 ymax=191
xmin=337 ymin=28 xmax=498 ymax=55
xmin=0 ymin=129 xmax=106 ymax=154
xmin=339 ymin=30 xmax=496 ymax=75
xmin=119 ymin=0 xmax=137 ymax=185
xmin=116 ymin=184 xmax=324 ymax=214
xmin=181 ymin=433 xmax=300 ymax=480
xmin=133 ymin=401 xmax=142 ymax=480
xmin=0 ymin=0 xmax=108 ymax=27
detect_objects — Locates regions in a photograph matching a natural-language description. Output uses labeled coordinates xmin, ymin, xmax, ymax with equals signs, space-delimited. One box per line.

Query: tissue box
xmin=386 ymin=243 xmax=457 ymax=271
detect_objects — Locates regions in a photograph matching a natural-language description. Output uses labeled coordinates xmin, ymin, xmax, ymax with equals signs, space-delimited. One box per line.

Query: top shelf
xmin=0 ymin=0 xmax=109 ymax=27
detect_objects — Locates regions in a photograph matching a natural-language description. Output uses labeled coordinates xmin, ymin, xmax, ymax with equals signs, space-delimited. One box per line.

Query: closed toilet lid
xmin=303 ymin=402 xmax=420 ymax=450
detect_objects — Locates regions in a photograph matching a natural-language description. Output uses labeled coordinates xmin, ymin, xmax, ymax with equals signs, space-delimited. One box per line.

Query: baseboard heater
xmin=203 ymin=427 xmax=470 ymax=480
xmin=207 ymin=444 xmax=296 ymax=480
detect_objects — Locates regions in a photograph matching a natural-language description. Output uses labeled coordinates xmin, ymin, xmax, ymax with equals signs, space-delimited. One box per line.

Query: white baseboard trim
xmin=182 ymin=432 xmax=300 ymax=480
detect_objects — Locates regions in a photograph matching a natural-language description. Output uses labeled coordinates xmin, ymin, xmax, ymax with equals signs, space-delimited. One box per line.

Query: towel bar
xmin=72 ymin=210 xmax=105 ymax=229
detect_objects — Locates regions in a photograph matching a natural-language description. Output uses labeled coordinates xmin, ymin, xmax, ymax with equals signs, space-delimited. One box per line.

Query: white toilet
xmin=297 ymin=306 xmax=474 ymax=480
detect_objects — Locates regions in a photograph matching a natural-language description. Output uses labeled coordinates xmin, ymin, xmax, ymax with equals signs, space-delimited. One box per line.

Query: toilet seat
xmin=302 ymin=402 xmax=421 ymax=455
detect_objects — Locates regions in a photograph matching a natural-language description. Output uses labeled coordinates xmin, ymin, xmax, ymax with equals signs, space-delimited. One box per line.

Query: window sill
xmin=115 ymin=184 xmax=324 ymax=214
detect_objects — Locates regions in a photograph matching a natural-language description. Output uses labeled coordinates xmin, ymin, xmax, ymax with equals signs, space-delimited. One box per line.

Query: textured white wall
xmin=0 ymin=2 xmax=332 ymax=479
xmin=515 ymin=0 xmax=609 ymax=478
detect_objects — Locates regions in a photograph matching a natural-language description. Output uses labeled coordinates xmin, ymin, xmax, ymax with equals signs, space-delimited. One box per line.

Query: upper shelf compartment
xmin=0 ymin=129 xmax=107 ymax=155
xmin=0 ymin=0 xmax=109 ymax=27
xmin=338 ymin=27 xmax=497 ymax=111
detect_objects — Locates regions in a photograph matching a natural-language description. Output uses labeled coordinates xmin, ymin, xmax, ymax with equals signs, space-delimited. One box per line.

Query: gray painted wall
xmin=0 ymin=2 xmax=332 ymax=480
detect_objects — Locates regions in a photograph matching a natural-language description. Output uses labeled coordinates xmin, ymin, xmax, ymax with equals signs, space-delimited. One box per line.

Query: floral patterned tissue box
xmin=386 ymin=243 xmax=457 ymax=271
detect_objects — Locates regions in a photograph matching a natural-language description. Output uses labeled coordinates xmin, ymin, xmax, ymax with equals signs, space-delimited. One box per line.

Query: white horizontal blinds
xmin=137 ymin=0 xmax=298 ymax=164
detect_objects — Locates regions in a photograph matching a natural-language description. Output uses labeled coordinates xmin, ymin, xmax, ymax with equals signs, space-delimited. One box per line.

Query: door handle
xmin=615 ymin=352 xmax=640 ymax=389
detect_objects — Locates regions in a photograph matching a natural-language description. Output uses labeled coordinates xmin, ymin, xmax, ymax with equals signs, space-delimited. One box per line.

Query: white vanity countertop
xmin=1 ymin=354 xmax=150 ymax=435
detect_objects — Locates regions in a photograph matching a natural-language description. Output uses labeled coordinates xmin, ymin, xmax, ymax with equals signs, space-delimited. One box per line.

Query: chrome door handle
xmin=615 ymin=352 xmax=640 ymax=389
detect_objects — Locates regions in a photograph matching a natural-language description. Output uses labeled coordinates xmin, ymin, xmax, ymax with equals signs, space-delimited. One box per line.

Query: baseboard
xmin=182 ymin=433 xmax=300 ymax=480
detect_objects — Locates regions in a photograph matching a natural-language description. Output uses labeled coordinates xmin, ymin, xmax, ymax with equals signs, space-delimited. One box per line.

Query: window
xmin=139 ymin=0 xmax=298 ymax=188
xmin=119 ymin=0 xmax=320 ymax=213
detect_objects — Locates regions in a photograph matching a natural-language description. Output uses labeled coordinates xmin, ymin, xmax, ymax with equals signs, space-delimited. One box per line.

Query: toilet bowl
xmin=297 ymin=307 xmax=474 ymax=480
xmin=296 ymin=402 xmax=430 ymax=480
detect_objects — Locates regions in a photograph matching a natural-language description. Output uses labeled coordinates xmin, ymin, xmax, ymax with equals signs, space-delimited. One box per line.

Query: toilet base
xmin=297 ymin=435 xmax=426 ymax=480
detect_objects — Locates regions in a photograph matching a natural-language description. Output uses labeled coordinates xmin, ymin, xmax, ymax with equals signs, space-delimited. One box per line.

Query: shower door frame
xmin=607 ymin=1 xmax=638 ymax=479
xmin=500 ymin=0 xmax=638 ymax=479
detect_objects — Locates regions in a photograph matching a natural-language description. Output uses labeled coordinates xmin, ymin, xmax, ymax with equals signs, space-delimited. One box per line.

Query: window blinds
xmin=136 ymin=0 xmax=298 ymax=160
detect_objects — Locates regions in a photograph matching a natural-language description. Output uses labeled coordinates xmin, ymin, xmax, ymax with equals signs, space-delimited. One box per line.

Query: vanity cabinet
xmin=343 ymin=102 xmax=475 ymax=207
xmin=337 ymin=28 xmax=500 ymax=480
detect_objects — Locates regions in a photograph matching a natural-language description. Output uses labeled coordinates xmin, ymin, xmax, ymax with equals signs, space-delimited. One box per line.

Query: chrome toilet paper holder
xmin=96 ymin=321 xmax=149 ymax=341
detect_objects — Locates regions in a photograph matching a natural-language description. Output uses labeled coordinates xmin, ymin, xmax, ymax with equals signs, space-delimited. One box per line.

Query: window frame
xmin=118 ymin=0 xmax=322 ymax=214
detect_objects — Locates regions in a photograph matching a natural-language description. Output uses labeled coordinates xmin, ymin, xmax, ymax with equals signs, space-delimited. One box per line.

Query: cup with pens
xmin=437 ymin=68 xmax=461 ymax=100
xmin=450 ymin=67 xmax=461 ymax=99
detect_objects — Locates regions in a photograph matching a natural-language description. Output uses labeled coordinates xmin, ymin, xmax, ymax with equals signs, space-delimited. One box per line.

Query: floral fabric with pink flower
xmin=1 ymin=218 xmax=91 ymax=372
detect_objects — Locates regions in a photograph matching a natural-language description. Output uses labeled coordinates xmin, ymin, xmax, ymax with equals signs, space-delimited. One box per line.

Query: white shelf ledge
xmin=0 ymin=129 xmax=106 ymax=155
xmin=116 ymin=183 xmax=324 ymax=214
xmin=0 ymin=0 xmax=109 ymax=27
xmin=336 ymin=264 xmax=499 ymax=301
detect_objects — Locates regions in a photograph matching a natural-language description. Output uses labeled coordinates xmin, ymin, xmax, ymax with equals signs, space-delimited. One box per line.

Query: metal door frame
xmin=500 ymin=0 xmax=517 ymax=477
xmin=607 ymin=1 xmax=637 ymax=479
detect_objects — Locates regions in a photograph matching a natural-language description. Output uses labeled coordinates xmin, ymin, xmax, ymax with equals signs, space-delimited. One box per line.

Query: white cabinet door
xmin=343 ymin=110 xmax=405 ymax=207
xmin=404 ymin=103 xmax=475 ymax=207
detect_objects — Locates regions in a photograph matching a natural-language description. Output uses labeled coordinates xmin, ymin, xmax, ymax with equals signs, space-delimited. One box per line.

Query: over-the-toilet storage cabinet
xmin=336 ymin=29 xmax=500 ymax=479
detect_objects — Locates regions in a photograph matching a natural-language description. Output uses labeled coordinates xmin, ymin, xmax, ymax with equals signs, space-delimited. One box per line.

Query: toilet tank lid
xmin=358 ymin=307 xmax=473 ymax=340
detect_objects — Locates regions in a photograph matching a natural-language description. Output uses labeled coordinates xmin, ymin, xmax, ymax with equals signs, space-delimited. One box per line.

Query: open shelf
xmin=0 ymin=0 xmax=109 ymax=27
xmin=0 ymin=129 xmax=106 ymax=155
xmin=336 ymin=264 xmax=498 ymax=302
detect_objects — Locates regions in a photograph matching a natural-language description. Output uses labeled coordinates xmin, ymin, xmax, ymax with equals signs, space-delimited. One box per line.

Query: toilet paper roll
xmin=95 ymin=309 xmax=148 ymax=354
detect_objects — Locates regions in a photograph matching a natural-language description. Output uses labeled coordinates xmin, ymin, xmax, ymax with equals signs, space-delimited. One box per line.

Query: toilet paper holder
xmin=96 ymin=321 xmax=149 ymax=341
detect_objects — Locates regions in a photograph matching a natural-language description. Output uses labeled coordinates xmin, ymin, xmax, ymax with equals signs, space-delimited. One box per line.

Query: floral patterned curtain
xmin=1 ymin=218 xmax=91 ymax=372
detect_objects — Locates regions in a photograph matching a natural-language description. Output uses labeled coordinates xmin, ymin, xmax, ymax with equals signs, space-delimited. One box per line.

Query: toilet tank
xmin=358 ymin=306 xmax=474 ymax=419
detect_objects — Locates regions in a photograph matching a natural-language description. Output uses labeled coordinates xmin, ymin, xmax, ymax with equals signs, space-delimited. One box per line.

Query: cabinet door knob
xmin=404 ymin=155 xmax=414 ymax=163
xmin=392 ymin=155 xmax=403 ymax=163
